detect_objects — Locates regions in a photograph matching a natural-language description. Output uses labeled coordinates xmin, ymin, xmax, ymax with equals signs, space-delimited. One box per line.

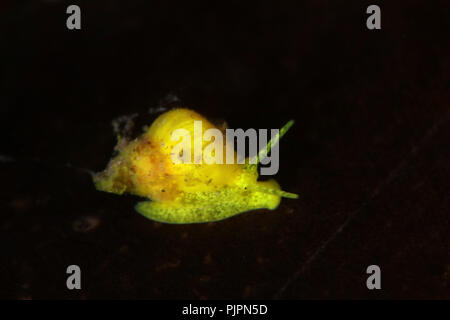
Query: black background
xmin=0 ymin=0 xmax=449 ymax=299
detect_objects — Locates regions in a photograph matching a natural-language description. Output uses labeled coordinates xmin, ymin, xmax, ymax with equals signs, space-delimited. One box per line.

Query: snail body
xmin=93 ymin=108 xmax=297 ymax=224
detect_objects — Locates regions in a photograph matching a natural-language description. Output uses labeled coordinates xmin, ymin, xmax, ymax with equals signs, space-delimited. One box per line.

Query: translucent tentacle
xmin=249 ymin=119 xmax=295 ymax=164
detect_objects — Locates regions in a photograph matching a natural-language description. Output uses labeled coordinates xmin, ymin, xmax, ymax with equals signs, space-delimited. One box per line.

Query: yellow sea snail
xmin=93 ymin=108 xmax=298 ymax=224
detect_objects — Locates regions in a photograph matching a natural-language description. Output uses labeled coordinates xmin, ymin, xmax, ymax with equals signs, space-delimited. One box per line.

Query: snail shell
xmin=93 ymin=108 xmax=297 ymax=224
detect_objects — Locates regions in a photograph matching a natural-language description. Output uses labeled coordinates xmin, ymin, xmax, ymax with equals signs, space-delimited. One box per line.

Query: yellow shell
xmin=93 ymin=108 xmax=297 ymax=224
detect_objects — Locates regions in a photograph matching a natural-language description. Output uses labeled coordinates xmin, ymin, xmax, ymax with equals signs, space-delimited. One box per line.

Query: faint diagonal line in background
xmin=274 ymin=109 xmax=450 ymax=299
